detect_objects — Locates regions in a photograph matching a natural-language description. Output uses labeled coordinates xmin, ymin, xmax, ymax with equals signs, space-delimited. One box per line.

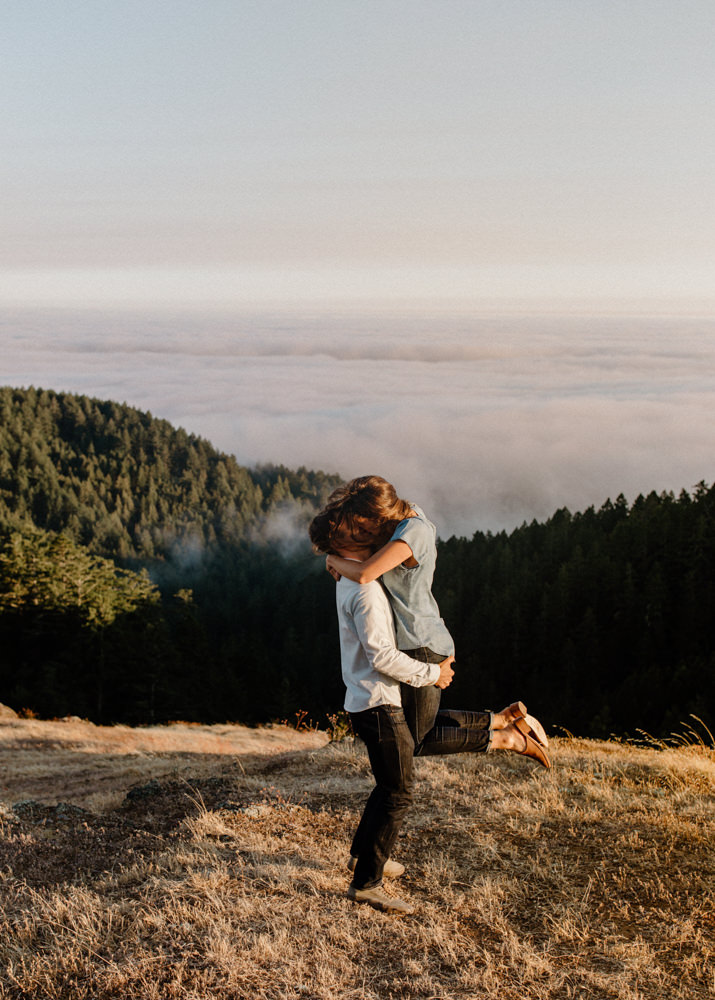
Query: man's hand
xmin=326 ymin=556 xmax=341 ymax=581
xmin=435 ymin=655 xmax=455 ymax=689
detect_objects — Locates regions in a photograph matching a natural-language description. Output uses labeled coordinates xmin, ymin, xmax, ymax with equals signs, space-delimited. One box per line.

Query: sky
xmin=2 ymin=0 xmax=714 ymax=309
xmin=2 ymin=2 xmax=714 ymax=536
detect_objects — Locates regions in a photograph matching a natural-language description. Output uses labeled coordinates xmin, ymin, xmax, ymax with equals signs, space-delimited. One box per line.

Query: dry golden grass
xmin=0 ymin=719 xmax=713 ymax=999
xmin=0 ymin=717 xmax=328 ymax=812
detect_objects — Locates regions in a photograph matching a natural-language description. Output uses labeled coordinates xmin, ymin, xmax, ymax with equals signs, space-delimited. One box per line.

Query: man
xmin=309 ymin=510 xmax=549 ymax=916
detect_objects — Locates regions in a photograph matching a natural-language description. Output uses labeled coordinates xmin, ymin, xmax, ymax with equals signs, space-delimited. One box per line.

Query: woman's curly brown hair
xmin=308 ymin=475 xmax=412 ymax=553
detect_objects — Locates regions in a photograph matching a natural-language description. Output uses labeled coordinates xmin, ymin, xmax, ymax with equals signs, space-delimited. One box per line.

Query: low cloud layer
xmin=2 ymin=307 xmax=714 ymax=536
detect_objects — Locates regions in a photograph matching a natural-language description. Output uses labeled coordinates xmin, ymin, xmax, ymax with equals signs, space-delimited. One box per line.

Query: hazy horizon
xmin=3 ymin=305 xmax=713 ymax=537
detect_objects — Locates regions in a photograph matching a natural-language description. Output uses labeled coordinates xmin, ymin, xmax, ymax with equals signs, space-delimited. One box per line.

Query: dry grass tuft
xmin=1 ymin=720 xmax=713 ymax=999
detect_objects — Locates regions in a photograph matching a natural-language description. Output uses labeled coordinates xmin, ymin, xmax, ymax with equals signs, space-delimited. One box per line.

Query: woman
xmin=322 ymin=475 xmax=453 ymax=745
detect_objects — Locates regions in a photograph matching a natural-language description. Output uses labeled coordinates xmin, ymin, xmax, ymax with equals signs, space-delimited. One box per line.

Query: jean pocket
xmin=377 ymin=705 xmax=406 ymax=743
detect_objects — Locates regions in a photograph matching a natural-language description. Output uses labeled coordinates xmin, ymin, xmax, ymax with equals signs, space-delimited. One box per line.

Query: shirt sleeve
xmin=390 ymin=515 xmax=431 ymax=566
xmin=347 ymin=586 xmax=441 ymax=687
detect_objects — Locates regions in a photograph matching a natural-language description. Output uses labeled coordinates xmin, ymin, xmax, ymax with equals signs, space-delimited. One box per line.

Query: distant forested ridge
xmin=0 ymin=385 xmax=336 ymax=560
xmin=0 ymin=385 xmax=713 ymax=737
xmin=436 ymin=487 xmax=715 ymax=737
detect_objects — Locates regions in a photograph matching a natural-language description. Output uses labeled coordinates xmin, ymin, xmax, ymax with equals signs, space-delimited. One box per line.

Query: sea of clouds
xmin=2 ymin=306 xmax=714 ymax=537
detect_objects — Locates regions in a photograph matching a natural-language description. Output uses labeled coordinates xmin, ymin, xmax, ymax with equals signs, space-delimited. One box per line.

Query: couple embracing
xmin=309 ymin=475 xmax=550 ymax=916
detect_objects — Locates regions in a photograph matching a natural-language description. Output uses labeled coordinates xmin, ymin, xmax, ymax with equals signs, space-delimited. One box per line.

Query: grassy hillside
xmin=1 ymin=718 xmax=713 ymax=999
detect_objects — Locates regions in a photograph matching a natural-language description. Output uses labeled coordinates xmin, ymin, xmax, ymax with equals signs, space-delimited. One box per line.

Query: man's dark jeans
xmin=349 ymin=705 xmax=414 ymax=891
xmin=349 ymin=701 xmax=492 ymax=890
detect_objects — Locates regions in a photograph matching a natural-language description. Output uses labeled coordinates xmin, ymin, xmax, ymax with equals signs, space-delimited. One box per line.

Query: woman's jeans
xmin=349 ymin=701 xmax=492 ymax=890
xmin=400 ymin=646 xmax=444 ymax=746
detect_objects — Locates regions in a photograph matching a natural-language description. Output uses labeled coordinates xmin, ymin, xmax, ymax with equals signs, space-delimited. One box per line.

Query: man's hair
xmin=308 ymin=508 xmax=340 ymax=554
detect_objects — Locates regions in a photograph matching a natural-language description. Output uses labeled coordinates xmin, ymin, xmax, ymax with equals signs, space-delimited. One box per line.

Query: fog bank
xmin=2 ymin=307 xmax=713 ymax=536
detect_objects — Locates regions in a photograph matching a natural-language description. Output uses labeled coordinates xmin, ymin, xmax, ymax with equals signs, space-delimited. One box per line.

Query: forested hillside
xmin=436 ymin=486 xmax=715 ymax=736
xmin=0 ymin=385 xmax=336 ymax=559
xmin=0 ymin=385 xmax=713 ymax=738
xmin=0 ymin=386 xmax=342 ymax=723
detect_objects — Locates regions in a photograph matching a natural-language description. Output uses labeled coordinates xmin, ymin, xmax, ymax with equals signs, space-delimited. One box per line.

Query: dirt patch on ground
xmin=0 ymin=718 xmax=329 ymax=811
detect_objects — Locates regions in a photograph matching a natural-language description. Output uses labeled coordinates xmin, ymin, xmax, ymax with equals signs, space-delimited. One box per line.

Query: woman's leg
xmin=417 ymin=713 xmax=551 ymax=767
xmin=400 ymin=647 xmax=443 ymax=746
xmin=415 ymin=708 xmax=493 ymax=757
xmin=349 ymin=705 xmax=415 ymax=889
